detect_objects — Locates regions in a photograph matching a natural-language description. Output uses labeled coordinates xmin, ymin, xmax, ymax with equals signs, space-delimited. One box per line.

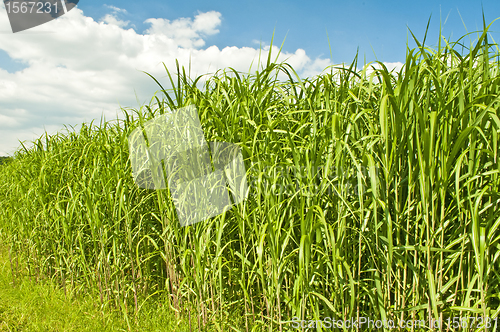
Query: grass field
xmin=1 ymin=20 xmax=500 ymax=331
xmin=0 ymin=242 xmax=197 ymax=331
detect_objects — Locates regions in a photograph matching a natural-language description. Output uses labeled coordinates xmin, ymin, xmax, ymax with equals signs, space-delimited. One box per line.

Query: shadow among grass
xmin=0 ymin=157 xmax=12 ymax=166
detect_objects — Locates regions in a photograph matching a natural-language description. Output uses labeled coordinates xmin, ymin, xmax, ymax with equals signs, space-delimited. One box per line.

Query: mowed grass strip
xmin=0 ymin=243 xmax=202 ymax=332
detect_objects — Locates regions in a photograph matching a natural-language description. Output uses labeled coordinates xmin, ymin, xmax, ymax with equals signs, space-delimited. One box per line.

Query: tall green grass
xmin=1 ymin=21 xmax=500 ymax=331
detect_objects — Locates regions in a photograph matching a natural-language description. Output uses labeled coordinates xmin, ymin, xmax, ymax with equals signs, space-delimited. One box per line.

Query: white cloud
xmin=100 ymin=5 xmax=131 ymax=28
xmin=0 ymin=5 xmax=391 ymax=156
xmin=361 ymin=61 xmax=405 ymax=83
xmin=143 ymin=11 xmax=222 ymax=49
xmin=100 ymin=14 xmax=130 ymax=28
xmin=299 ymin=57 xmax=333 ymax=78
xmin=191 ymin=11 xmax=221 ymax=35
xmin=0 ymin=110 xmax=25 ymax=128
xmin=104 ymin=5 xmax=128 ymax=14
xmin=377 ymin=61 xmax=404 ymax=73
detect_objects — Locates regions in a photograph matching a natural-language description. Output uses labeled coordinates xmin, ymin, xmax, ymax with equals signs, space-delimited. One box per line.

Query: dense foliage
xmin=1 ymin=23 xmax=500 ymax=331
xmin=0 ymin=156 xmax=12 ymax=165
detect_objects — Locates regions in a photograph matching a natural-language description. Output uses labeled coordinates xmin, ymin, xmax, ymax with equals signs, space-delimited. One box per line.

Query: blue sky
xmin=69 ymin=0 xmax=500 ymax=63
xmin=0 ymin=0 xmax=499 ymax=155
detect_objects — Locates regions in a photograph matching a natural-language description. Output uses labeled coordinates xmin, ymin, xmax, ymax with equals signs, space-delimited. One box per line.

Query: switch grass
xmin=1 ymin=20 xmax=500 ymax=331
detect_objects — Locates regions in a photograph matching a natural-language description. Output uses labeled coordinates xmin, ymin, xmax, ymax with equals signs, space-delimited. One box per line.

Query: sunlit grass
xmin=1 ymin=20 xmax=500 ymax=331
xmin=0 ymin=243 xmax=201 ymax=332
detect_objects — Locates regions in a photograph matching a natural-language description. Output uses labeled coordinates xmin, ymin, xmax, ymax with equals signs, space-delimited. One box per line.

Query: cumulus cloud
xmin=101 ymin=14 xmax=130 ymax=28
xmin=299 ymin=57 xmax=334 ymax=78
xmin=0 ymin=4 xmax=390 ymax=155
xmin=100 ymin=5 xmax=131 ymax=28
xmin=143 ymin=11 xmax=222 ymax=49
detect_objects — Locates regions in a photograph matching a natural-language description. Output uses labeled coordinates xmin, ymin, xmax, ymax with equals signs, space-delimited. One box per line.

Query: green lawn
xmin=0 ymin=244 xmax=197 ymax=332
